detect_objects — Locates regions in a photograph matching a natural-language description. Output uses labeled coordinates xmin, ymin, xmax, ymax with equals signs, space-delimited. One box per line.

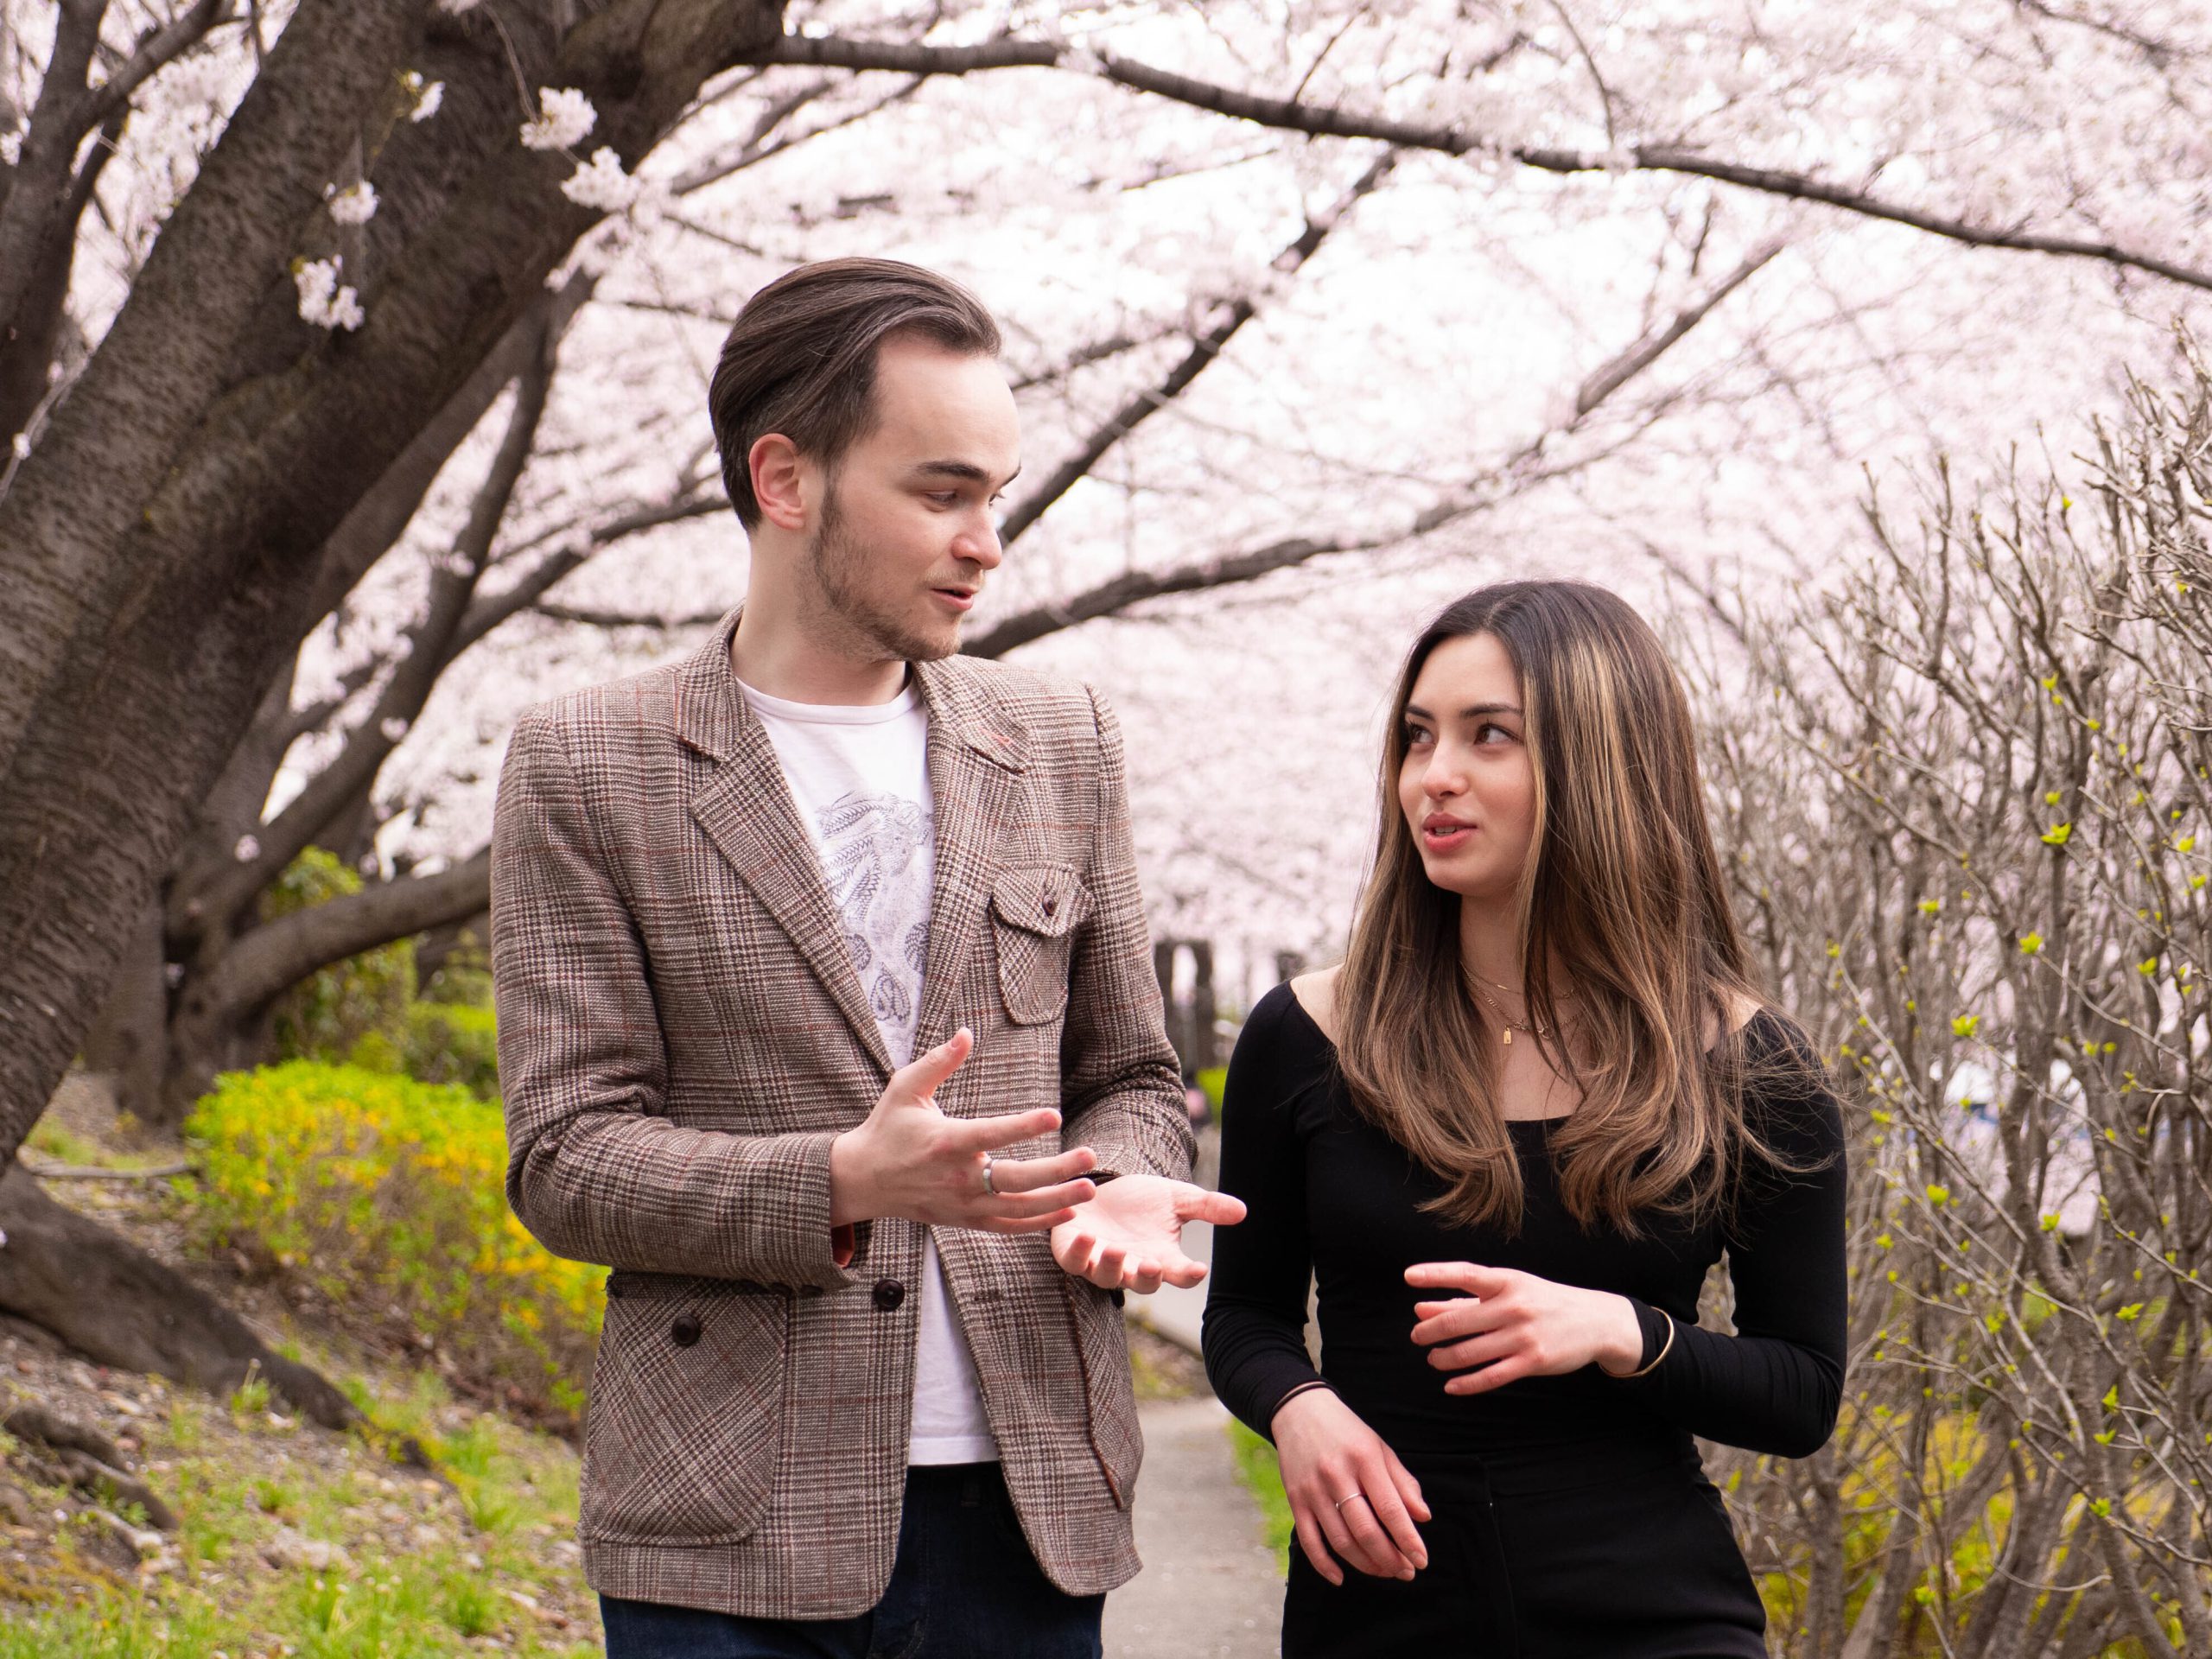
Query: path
xmin=1103 ymin=1395 xmax=1282 ymax=1659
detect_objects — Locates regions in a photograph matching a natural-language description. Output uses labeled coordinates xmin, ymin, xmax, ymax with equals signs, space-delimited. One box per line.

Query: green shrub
xmin=404 ymin=1001 xmax=501 ymax=1099
xmin=262 ymin=849 xmax=416 ymax=1064
xmin=1194 ymin=1065 xmax=1228 ymax=1116
xmin=185 ymin=1062 xmax=601 ymax=1421
xmin=1226 ymin=1419 xmax=1294 ymax=1572
xmin=420 ymin=925 xmax=494 ymax=1009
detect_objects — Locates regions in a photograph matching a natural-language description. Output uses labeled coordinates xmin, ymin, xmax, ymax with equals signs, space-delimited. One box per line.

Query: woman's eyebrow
xmin=1404 ymin=701 xmax=1522 ymax=720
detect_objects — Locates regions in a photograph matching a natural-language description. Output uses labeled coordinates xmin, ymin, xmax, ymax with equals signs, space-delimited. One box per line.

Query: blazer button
xmin=872 ymin=1278 xmax=906 ymax=1313
xmin=1042 ymin=896 xmax=1057 ymax=918
xmin=669 ymin=1313 xmax=702 ymax=1348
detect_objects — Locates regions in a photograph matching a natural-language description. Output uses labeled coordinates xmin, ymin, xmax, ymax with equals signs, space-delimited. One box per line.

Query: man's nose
xmin=959 ymin=509 xmax=1003 ymax=570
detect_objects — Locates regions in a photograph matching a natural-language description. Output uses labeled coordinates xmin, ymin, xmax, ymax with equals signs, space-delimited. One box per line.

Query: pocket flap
xmin=989 ymin=867 xmax=1089 ymax=938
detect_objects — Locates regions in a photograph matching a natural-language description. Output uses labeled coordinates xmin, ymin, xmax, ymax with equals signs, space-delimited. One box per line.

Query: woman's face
xmin=1397 ymin=632 xmax=1538 ymax=906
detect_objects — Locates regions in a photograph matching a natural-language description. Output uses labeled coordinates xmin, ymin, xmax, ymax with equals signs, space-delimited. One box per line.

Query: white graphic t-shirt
xmin=738 ymin=674 xmax=999 ymax=1466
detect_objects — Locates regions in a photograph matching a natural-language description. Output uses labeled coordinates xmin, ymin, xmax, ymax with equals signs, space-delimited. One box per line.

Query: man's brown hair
xmin=708 ymin=257 xmax=1002 ymax=530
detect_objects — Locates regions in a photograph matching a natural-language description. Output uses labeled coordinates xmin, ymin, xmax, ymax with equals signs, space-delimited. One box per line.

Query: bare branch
xmin=0 ymin=0 xmax=110 ymax=339
xmin=966 ymin=230 xmax=1770 ymax=658
xmin=738 ymin=34 xmax=2212 ymax=297
xmin=532 ymin=601 xmax=726 ymax=630
xmin=1007 ymin=327 xmax=1179 ymax=391
xmin=997 ymin=150 xmax=1395 ymax=547
xmin=83 ymin=0 xmax=232 ymax=130
xmin=1574 ymin=238 xmax=1782 ymax=415
xmin=183 ymin=317 xmax=561 ymax=941
xmin=205 ymin=851 xmax=490 ymax=1020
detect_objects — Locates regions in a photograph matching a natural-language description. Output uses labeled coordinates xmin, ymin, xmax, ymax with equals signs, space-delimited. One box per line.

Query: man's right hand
xmin=828 ymin=1027 xmax=1100 ymax=1231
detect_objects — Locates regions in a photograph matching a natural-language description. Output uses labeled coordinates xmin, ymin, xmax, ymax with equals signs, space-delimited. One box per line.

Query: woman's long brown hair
xmin=1337 ymin=581 xmax=1792 ymax=1235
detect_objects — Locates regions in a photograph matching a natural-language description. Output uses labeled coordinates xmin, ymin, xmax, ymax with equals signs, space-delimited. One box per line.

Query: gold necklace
xmin=1470 ymin=982 xmax=1546 ymax=1046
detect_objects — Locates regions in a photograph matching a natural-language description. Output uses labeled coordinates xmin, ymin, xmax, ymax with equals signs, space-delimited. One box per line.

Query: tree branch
xmin=206 ymin=851 xmax=491 ymax=1020
xmin=996 ymin=149 xmax=1395 ymax=548
xmin=0 ymin=0 xmax=111 ymax=340
xmin=740 ymin=33 xmax=2212 ymax=297
xmin=204 ymin=319 xmax=560 ymax=930
xmin=965 ymin=237 xmax=1776 ymax=658
xmin=463 ymin=488 xmax=727 ymax=645
xmin=83 ymin=0 xmax=233 ymax=130
xmin=532 ymin=601 xmax=727 ymax=630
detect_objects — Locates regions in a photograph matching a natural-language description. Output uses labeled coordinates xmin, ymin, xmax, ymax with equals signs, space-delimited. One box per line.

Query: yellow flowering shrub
xmin=186 ymin=1062 xmax=601 ymax=1420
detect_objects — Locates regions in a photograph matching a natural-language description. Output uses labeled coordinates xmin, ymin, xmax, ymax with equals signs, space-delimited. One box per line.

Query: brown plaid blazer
xmin=490 ymin=610 xmax=1192 ymax=1618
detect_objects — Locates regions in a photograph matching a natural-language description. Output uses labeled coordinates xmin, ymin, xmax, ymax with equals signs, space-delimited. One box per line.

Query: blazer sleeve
xmin=491 ymin=706 xmax=858 ymax=1291
xmin=1055 ymin=686 xmax=1194 ymax=1184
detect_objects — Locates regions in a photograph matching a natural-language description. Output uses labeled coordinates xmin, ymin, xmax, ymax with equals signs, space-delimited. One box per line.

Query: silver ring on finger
xmin=1332 ymin=1492 xmax=1368 ymax=1512
xmin=981 ymin=1155 xmax=997 ymax=1198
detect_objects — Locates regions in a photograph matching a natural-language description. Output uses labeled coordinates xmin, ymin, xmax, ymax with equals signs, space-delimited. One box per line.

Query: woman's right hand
xmin=1269 ymin=1386 xmax=1431 ymax=1585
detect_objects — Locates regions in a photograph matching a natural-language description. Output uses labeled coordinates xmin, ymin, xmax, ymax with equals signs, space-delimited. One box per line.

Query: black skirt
xmin=1282 ymin=1445 xmax=1768 ymax=1659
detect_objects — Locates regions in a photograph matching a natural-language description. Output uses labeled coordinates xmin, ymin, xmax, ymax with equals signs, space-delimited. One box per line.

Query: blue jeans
xmin=599 ymin=1463 xmax=1106 ymax=1659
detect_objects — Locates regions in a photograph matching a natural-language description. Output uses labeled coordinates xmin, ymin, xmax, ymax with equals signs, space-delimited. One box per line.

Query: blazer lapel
xmin=912 ymin=658 xmax=1027 ymax=1055
xmin=674 ymin=612 xmax=894 ymax=1078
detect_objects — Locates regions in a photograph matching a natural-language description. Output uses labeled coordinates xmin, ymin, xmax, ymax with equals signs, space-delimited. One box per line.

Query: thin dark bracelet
xmin=1270 ymin=1380 xmax=1335 ymax=1421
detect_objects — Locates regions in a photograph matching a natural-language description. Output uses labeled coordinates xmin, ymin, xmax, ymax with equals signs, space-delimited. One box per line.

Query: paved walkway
xmin=1103 ymin=1395 xmax=1282 ymax=1659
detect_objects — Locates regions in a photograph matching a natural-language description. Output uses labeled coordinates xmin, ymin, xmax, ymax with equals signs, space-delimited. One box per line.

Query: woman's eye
xmin=1404 ymin=725 xmax=1433 ymax=748
xmin=1477 ymin=722 xmax=1514 ymax=744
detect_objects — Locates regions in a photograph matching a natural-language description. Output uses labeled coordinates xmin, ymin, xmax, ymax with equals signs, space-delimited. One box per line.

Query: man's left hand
xmin=1050 ymin=1174 xmax=1246 ymax=1294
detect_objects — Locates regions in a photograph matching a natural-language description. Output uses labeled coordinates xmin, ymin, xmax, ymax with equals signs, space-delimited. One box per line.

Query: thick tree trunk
xmin=0 ymin=1165 xmax=357 ymax=1430
xmin=0 ymin=0 xmax=785 ymax=1166
xmin=79 ymin=899 xmax=168 ymax=1128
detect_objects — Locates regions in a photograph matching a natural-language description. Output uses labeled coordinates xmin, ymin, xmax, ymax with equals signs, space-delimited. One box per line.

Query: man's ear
xmin=749 ymin=433 xmax=810 ymax=532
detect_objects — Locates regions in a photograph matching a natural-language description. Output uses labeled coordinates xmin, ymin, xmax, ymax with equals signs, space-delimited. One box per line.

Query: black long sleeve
xmin=1201 ymin=986 xmax=1329 ymax=1431
xmin=1201 ymin=982 xmax=1847 ymax=1462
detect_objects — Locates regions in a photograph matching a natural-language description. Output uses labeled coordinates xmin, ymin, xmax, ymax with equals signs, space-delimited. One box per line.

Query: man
xmin=491 ymin=257 xmax=1242 ymax=1658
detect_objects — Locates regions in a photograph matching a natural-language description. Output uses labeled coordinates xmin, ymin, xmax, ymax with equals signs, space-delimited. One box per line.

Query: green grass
xmin=0 ymin=1370 xmax=596 ymax=1656
xmin=1226 ymin=1418 xmax=1294 ymax=1573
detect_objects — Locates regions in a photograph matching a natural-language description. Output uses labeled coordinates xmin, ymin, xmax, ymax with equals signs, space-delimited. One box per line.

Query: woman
xmin=1202 ymin=582 xmax=1846 ymax=1657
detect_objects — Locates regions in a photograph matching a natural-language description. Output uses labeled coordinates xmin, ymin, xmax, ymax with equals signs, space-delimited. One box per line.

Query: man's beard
xmin=805 ymin=483 xmax=957 ymax=664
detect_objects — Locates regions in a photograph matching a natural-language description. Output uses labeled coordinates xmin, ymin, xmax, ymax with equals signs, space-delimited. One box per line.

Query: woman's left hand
xmin=1406 ymin=1262 xmax=1645 ymax=1395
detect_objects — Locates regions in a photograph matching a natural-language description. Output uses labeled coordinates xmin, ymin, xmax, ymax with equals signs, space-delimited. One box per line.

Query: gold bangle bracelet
xmin=1617 ymin=1311 xmax=1675 ymax=1380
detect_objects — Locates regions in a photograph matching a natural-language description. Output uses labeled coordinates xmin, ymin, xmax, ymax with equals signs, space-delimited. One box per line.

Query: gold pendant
xmin=1502 ymin=1027 xmax=1513 ymax=1046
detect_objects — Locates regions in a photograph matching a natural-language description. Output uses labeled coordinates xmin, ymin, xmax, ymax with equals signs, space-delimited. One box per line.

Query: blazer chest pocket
xmin=988 ymin=868 xmax=1090 ymax=1026
xmin=582 ymin=1274 xmax=789 ymax=1546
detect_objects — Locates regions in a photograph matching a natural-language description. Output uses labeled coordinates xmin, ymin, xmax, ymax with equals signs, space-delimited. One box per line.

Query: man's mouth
xmin=931 ymin=585 xmax=977 ymax=613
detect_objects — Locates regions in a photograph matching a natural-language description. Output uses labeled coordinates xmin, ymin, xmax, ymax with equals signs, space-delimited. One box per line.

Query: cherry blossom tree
xmin=4 ymin=0 xmax=2212 ymax=1426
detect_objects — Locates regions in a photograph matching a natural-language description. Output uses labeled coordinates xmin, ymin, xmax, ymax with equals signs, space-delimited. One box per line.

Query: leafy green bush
xmin=262 ymin=850 xmax=416 ymax=1064
xmin=185 ymin=1062 xmax=601 ymax=1420
xmin=1226 ymin=1419 xmax=1293 ymax=1572
xmin=404 ymin=1001 xmax=500 ymax=1099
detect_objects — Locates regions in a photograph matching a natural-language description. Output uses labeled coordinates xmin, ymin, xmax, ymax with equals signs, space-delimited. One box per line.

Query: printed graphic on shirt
xmin=817 ymin=791 xmax=933 ymax=1063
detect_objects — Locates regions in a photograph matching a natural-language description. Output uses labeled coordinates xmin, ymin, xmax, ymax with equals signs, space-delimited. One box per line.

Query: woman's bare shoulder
xmin=1288 ymin=964 xmax=1344 ymax=1046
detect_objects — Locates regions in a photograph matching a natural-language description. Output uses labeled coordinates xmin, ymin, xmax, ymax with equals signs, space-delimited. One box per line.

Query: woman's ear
xmin=748 ymin=433 xmax=810 ymax=532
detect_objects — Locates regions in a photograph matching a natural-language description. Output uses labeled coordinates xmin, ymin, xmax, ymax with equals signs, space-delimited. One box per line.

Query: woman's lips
xmin=1422 ymin=820 xmax=1476 ymax=849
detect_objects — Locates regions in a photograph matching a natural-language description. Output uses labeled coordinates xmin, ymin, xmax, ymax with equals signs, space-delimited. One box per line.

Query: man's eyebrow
xmin=907 ymin=460 xmax=1022 ymax=486
xmin=1402 ymin=701 xmax=1522 ymax=720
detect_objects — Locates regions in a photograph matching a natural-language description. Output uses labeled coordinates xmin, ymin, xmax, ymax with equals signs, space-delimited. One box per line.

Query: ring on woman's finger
xmin=1332 ymin=1492 xmax=1368 ymax=1512
xmin=981 ymin=1155 xmax=997 ymax=1197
